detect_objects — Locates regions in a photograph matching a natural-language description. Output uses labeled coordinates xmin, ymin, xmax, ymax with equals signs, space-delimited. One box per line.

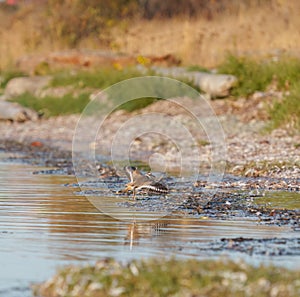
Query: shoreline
xmin=0 ymin=96 xmax=299 ymax=180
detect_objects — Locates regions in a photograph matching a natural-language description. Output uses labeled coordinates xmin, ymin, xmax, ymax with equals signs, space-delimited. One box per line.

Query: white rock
xmin=0 ymin=101 xmax=38 ymax=122
xmin=4 ymin=76 xmax=51 ymax=98
xmin=149 ymin=66 xmax=237 ymax=98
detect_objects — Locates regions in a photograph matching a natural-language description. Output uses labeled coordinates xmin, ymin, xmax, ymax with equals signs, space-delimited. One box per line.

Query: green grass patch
xmin=268 ymin=83 xmax=300 ymax=131
xmin=6 ymin=66 xmax=161 ymax=115
xmin=5 ymin=66 xmax=203 ymax=116
xmin=218 ymin=54 xmax=300 ymax=97
xmin=10 ymin=92 xmax=159 ymax=116
xmin=255 ymin=191 xmax=300 ymax=210
xmin=0 ymin=70 xmax=27 ymax=89
xmin=11 ymin=92 xmax=91 ymax=117
xmin=218 ymin=55 xmax=273 ymax=97
xmin=33 ymin=258 xmax=300 ymax=297
xmin=218 ymin=54 xmax=300 ymax=130
xmin=117 ymin=97 xmax=159 ymax=112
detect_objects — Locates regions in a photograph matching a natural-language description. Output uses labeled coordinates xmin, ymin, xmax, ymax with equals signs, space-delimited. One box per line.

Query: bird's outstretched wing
xmin=124 ymin=166 xmax=136 ymax=183
xmin=137 ymin=181 xmax=169 ymax=194
xmin=123 ymin=166 xmax=169 ymax=196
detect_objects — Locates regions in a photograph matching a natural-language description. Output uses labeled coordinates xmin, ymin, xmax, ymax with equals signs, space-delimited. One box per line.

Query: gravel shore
xmin=0 ymin=96 xmax=299 ymax=180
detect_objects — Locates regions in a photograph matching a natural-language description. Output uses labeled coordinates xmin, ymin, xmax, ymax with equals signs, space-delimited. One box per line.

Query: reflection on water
xmin=0 ymin=156 xmax=298 ymax=297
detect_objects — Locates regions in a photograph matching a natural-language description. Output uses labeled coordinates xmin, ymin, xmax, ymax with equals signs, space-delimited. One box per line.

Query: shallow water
xmin=255 ymin=191 xmax=300 ymax=210
xmin=0 ymin=155 xmax=299 ymax=297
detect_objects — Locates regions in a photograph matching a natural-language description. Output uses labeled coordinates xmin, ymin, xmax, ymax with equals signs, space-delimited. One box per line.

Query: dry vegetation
xmin=115 ymin=4 xmax=300 ymax=67
xmin=1 ymin=0 xmax=300 ymax=69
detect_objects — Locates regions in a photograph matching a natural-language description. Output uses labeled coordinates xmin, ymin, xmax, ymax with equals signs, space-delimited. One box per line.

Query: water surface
xmin=0 ymin=155 xmax=299 ymax=297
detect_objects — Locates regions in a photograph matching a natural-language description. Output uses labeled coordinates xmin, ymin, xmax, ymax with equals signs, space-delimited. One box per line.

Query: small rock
xmin=4 ymin=76 xmax=51 ymax=98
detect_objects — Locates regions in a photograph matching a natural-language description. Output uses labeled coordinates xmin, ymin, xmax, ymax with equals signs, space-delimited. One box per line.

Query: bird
xmin=120 ymin=166 xmax=169 ymax=199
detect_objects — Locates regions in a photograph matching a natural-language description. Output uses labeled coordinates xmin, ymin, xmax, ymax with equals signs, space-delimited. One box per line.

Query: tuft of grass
xmin=268 ymin=83 xmax=300 ymax=131
xmin=33 ymin=258 xmax=300 ymax=297
xmin=218 ymin=54 xmax=300 ymax=98
xmin=0 ymin=70 xmax=27 ymax=89
xmin=218 ymin=55 xmax=300 ymax=131
xmin=117 ymin=97 xmax=159 ymax=112
xmin=218 ymin=55 xmax=273 ymax=97
xmin=11 ymin=92 xmax=91 ymax=117
xmin=266 ymin=57 xmax=300 ymax=89
xmin=198 ymin=139 xmax=210 ymax=146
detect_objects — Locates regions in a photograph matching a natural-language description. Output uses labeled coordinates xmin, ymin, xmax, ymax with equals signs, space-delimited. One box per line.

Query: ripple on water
xmin=0 ymin=156 xmax=299 ymax=297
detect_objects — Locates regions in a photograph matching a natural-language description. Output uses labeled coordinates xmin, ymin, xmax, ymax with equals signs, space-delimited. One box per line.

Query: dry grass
xmin=114 ymin=1 xmax=300 ymax=67
xmin=1 ymin=1 xmax=300 ymax=70
xmin=0 ymin=5 xmax=56 ymax=70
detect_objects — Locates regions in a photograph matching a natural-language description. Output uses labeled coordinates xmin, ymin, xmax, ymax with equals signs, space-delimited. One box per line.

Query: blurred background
xmin=1 ymin=0 xmax=299 ymax=69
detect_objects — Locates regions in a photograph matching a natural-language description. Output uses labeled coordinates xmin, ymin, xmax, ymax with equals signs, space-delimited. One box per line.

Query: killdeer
xmin=120 ymin=166 xmax=169 ymax=199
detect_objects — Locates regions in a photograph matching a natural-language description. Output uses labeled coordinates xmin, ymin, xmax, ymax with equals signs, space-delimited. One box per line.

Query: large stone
xmin=150 ymin=66 xmax=237 ymax=98
xmin=0 ymin=101 xmax=38 ymax=122
xmin=4 ymin=76 xmax=51 ymax=98
xmin=192 ymin=72 xmax=237 ymax=98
